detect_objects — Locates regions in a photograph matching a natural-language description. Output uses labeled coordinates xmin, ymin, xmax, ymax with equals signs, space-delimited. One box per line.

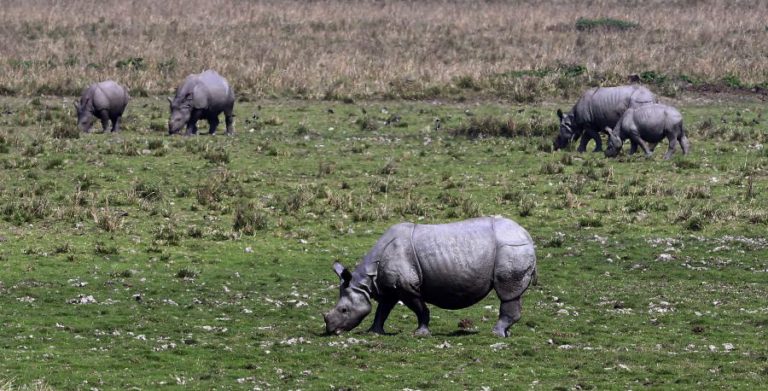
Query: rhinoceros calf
xmin=168 ymin=69 xmax=235 ymax=135
xmin=74 ymin=80 xmax=129 ymax=133
xmin=555 ymin=85 xmax=656 ymax=152
xmin=603 ymin=103 xmax=690 ymax=159
xmin=324 ymin=217 xmax=537 ymax=337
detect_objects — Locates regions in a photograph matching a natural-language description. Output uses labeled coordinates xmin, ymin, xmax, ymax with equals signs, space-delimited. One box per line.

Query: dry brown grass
xmin=1 ymin=0 xmax=766 ymax=99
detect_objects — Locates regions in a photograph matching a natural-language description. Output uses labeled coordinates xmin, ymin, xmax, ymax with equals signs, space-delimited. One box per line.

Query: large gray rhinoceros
xmin=555 ymin=85 xmax=657 ymax=152
xmin=74 ymin=80 xmax=129 ymax=133
xmin=603 ymin=103 xmax=690 ymax=159
xmin=167 ymin=69 xmax=235 ymax=135
xmin=324 ymin=216 xmax=537 ymax=337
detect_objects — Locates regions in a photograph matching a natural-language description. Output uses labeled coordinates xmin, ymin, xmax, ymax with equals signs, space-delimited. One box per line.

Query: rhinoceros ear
xmin=333 ymin=261 xmax=352 ymax=282
xmin=73 ymin=101 xmax=80 ymax=112
xmin=557 ymin=109 xmax=564 ymax=120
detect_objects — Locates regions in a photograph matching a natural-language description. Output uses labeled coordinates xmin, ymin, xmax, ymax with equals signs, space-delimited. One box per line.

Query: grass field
xmin=1 ymin=0 xmax=768 ymax=390
xmin=0 ymin=94 xmax=766 ymax=389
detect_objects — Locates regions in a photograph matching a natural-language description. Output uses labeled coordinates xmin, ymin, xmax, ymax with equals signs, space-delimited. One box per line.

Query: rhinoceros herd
xmin=72 ymin=73 xmax=692 ymax=337
xmin=75 ymin=69 xmax=234 ymax=136
xmin=78 ymin=72 xmax=688 ymax=159
xmin=554 ymin=84 xmax=689 ymax=159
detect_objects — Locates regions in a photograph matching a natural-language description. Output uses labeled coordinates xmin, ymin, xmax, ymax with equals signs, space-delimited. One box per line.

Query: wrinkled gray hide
xmin=555 ymin=85 xmax=656 ymax=152
xmin=168 ymin=70 xmax=235 ymax=135
xmin=324 ymin=217 xmax=537 ymax=337
xmin=74 ymin=80 xmax=129 ymax=133
xmin=604 ymin=103 xmax=689 ymax=159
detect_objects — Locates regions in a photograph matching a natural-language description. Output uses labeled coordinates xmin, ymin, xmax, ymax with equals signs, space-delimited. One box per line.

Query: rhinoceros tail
xmin=531 ymin=266 xmax=538 ymax=286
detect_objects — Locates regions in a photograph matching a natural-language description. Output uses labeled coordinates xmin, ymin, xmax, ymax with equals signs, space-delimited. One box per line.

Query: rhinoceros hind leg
xmin=97 ymin=110 xmax=110 ymax=133
xmin=224 ymin=107 xmax=234 ymax=135
xmin=208 ymin=115 xmax=219 ymax=135
xmin=111 ymin=115 xmax=122 ymax=132
xmin=368 ymin=298 xmax=397 ymax=335
xmin=663 ymin=133 xmax=678 ymax=160
xmin=401 ymin=296 xmax=430 ymax=336
xmin=493 ymin=298 xmax=522 ymax=337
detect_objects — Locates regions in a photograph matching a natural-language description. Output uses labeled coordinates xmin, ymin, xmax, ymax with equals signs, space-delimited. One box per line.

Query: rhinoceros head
xmin=554 ymin=109 xmax=579 ymax=150
xmin=603 ymin=127 xmax=622 ymax=157
xmin=73 ymin=100 xmax=95 ymax=132
xmin=167 ymin=94 xmax=192 ymax=134
xmin=323 ymin=261 xmax=372 ymax=335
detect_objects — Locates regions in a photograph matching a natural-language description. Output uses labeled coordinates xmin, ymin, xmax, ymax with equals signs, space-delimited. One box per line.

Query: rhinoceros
xmin=167 ymin=70 xmax=235 ymax=135
xmin=324 ymin=217 xmax=537 ymax=337
xmin=603 ymin=103 xmax=690 ymax=159
xmin=555 ymin=85 xmax=657 ymax=152
xmin=74 ymin=80 xmax=129 ymax=133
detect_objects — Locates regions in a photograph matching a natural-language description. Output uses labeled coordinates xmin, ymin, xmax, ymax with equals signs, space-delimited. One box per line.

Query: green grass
xmin=0 ymin=96 xmax=766 ymax=389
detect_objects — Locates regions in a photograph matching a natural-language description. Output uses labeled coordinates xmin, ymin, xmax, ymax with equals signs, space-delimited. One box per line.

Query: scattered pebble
xmin=69 ymin=295 xmax=97 ymax=305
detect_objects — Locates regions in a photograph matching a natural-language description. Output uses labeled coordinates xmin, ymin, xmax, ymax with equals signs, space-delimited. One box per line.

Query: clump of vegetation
xmin=575 ymin=17 xmax=638 ymax=31
xmin=94 ymin=241 xmax=118 ymax=255
xmin=133 ymin=180 xmax=162 ymax=201
xmin=450 ymin=116 xmax=555 ymax=139
xmin=540 ymin=161 xmax=565 ymax=175
xmin=2 ymin=196 xmax=51 ymax=224
xmin=91 ymin=207 xmax=124 ymax=232
xmin=518 ymin=196 xmax=536 ymax=217
xmin=203 ymin=148 xmax=230 ymax=165
xmin=356 ymin=116 xmax=380 ymax=132
xmin=154 ymin=220 xmax=182 ymax=245
xmin=233 ymin=199 xmax=269 ymax=234
xmin=176 ymin=268 xmax=198 ymax=279
xmin=578 ymin=215 xmax=603 ymax=228
xmin=51 ymin=124 xmax=79 ymax=139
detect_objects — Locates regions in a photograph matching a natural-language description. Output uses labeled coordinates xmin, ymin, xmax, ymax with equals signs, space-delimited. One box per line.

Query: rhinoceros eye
xmin=341 ymin=308 xmax=348 ymax=314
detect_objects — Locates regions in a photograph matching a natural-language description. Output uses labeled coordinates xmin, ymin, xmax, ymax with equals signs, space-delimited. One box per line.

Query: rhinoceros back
xmin=412 ymin=217 xmax=497 ymax=308
xmin=196 ymin=70 xmax=234 ymax=111
xmin=576 ymin=86 xmax=655 ymax=130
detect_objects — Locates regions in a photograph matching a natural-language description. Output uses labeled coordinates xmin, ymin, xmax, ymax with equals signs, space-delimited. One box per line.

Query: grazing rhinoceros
xmin=603 ymin=103 xmax=690 ymax=159
xmin=555 ymin=85 xmax=657 ymax=152
xmin=167 ymin=70 xmax=235 ymax=135
xmin=324 ymin=217 xmax=537 ymax=337
xmin=74 ymin=80 xmax=129 ymax=133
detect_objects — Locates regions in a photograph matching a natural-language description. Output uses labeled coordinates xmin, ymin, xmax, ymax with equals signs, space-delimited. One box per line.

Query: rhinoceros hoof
xmin=367 ymin=327 xmax=386 ymax=335
xmin=492 ymin=327 xmax=509 ymax=338
xmin=414 ymin=328 xmax=431 ymax=337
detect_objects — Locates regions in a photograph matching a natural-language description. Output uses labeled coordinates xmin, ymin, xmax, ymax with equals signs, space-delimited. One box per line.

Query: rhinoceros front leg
xmin=680 ymin=135 xmax=691 ymax=155
xmin=493 ymin=298 xmax=522 ymax=337
xmin=589 ymin=130 xmax=603 ymax=152
xmin=628 ymin=134 xmax=653 ymax=157
xmin=368 ymin=297 xmax=398 ymax=335
xmin=185 ymin=110 xmax=202 ymax=136
xmin=402 ymin=296 xmax=430 ymax=336
xmin=576 ymin=133 xmax=589 ymax=153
